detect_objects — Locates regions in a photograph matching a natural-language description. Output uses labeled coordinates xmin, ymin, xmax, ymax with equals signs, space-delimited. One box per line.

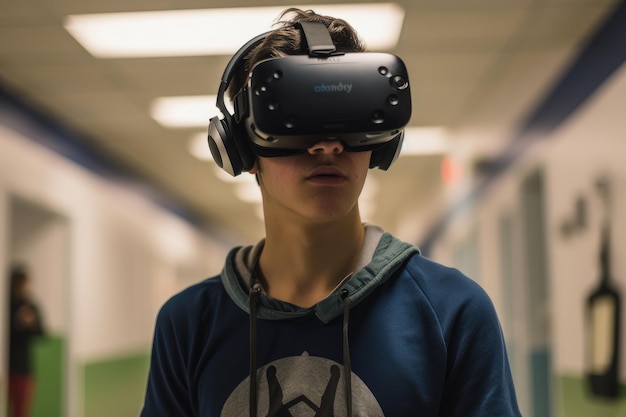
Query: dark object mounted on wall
xmin=585 ymin=176 xmax=621 ymax=398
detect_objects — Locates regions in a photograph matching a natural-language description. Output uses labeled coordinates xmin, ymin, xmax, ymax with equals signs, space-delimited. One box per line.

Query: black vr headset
xmin=208 ymin=21 xmax=412 ymax=176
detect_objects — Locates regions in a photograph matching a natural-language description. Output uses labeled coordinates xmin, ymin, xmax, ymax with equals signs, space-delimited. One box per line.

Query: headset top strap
xmin=297 ymin=21 xmax=336 ymax=56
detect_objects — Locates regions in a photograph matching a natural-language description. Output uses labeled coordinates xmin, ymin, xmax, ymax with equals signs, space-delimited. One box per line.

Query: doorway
xmin=5 ymin=195 xmax=70 ymax=417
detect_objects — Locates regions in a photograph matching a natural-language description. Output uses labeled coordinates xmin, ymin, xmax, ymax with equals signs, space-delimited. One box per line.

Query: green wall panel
xmin=32 ymin=335 xmax=64 ymax=417
xmin=559 ymin=375 xmax=626 ymax=417
xmin=84 ymin=352 xmax=150 ymax=417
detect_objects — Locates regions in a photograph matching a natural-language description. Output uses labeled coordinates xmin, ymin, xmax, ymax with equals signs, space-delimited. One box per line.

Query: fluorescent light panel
xmin=402 ymin=127 xmax=451 ymax=155
xmin=64 ymin=4 xmax=404 ymax=58
xmin=151 ymin=95 xmax=218 ymax=128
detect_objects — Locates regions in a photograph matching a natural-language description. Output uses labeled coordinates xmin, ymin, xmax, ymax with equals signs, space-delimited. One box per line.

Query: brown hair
xmin=226 ymin=8 xmax=366 ymax=101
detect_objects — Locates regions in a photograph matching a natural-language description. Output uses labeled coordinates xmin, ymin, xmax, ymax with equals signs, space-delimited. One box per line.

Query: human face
xmin=251 ymin=140 xmax=372 ymax=225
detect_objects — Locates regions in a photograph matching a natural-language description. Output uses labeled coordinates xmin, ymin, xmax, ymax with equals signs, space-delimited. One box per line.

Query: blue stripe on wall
xmin=419 ymin=0 xmax=626 ymax=255
xmin=0 ymin=82 xmax=203 ymax=225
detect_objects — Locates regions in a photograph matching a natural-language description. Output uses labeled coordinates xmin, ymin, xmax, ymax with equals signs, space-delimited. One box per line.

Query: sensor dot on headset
xmin=391 ymin=75 xmax=408 ymax=90
xmin=372 ymin=110 xmax=385 ymax=124
xmin=255 ymin=85 xmax=268 ymax=95
xmin=285 ymin=114 xmax=297 ymax=129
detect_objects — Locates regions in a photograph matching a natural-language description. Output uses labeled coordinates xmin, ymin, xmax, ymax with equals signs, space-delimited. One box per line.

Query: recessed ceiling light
xmin=64 ymin=4 xmax=404 ymax=58
xmin=401 ymin=127 xmax=451 ymax=156
xmin=151 ymin=95 xmax=218 ymax=128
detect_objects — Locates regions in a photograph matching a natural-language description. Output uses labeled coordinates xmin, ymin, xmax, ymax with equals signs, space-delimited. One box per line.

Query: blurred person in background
xmin=141 ymin=8 xmax=521 ymax=417
xmin=8 ymin=264 xmax=45 ymax=417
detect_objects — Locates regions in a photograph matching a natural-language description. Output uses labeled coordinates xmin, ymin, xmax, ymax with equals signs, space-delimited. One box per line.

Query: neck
xmin=258 ymin=215 xmax=365 ymax=307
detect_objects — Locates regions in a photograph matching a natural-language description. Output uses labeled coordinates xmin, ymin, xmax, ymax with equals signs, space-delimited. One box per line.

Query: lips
xmin=307 ymin=165 xmax=346 ymax=178
xmin=306 ymin=165 xmax=347 ymax=185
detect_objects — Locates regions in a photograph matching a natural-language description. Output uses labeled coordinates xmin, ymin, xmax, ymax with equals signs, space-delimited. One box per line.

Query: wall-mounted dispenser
xmin=585 ymin=175 xmax=621 ymax=398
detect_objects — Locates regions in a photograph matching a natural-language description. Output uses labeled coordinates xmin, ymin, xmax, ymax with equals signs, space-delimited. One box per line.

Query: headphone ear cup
xmin=208 ymin=116 xmax=243 ymax=176
xmin=208 ymin=116 xmax=255 ymax=176
xmin=369 ymin=131 xmax=404 ymax=170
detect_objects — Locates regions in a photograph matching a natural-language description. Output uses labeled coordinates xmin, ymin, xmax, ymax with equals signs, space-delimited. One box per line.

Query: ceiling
xmin=0 ymin=0 xmax=619 ymax=246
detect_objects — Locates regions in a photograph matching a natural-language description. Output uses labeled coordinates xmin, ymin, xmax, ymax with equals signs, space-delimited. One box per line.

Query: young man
xmin=141 ymin=8 xmax=521 ymax=417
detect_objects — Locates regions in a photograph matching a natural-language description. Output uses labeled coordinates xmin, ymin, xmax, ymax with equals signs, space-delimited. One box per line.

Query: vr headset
xmin=208 ymin=21 xmax=412 ymax=176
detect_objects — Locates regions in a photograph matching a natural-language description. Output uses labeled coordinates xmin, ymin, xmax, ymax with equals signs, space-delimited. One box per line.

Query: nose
xmin=307 ymin=140 xmax=344 ymax=155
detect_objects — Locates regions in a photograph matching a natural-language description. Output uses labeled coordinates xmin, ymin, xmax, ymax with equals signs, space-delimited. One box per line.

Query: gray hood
xmin=220 ymin=224 xmax=419 ymax=323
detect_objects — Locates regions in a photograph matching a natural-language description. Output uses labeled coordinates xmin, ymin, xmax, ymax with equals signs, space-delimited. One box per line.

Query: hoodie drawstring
xmin=247 ymin=283 xmax=353 ymax=417
xmin=341 ymin=289 xmax=353 ymax=416
xmin=249 ymin=282 xmax=262 ymax=417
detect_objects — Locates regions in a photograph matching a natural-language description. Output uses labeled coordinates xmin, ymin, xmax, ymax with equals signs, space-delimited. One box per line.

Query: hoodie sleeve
xmin=140 ymin=294 xmax=195 ymax=417
xmin=409 ymin=255 xmax=521 ymax=417
xmin=439 ymin=284 xmax=521 ymax=416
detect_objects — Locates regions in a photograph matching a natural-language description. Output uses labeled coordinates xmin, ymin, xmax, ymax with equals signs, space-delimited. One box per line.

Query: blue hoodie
xmin=141 ymin=224 xmax=521 ymax=416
